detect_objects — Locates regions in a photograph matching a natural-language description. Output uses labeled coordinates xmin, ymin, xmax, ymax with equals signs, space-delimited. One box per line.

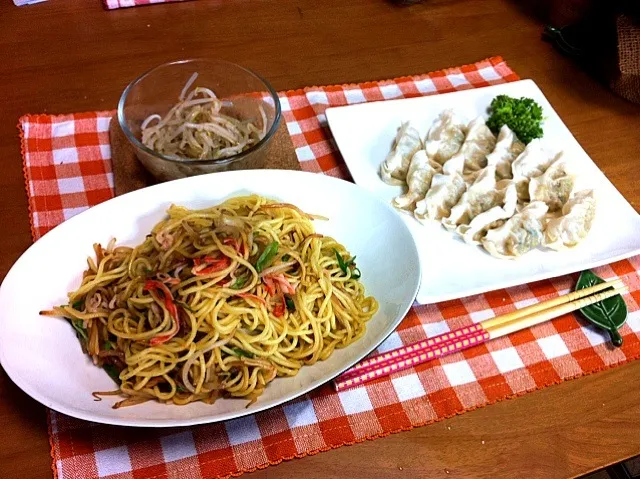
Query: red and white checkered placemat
xmin=103 ymin=0 xmax=192 ymax=10
xmin=19 ymin=57 xmax=640 ymax=479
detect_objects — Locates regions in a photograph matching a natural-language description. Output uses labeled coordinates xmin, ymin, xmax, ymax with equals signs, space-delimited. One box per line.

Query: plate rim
xmin=0 ymin=169 xmax=421 ymax=427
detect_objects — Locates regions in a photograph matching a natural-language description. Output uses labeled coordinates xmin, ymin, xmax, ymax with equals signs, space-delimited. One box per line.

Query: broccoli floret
xmin=486 ymin=95 xmax=544 ymax=144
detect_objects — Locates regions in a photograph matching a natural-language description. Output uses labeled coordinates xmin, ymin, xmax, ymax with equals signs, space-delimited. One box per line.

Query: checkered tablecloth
xmin=103 ymin=0 xmax=192 ymax=10
xmin=18 ymin=57 xmax=640 ymax=479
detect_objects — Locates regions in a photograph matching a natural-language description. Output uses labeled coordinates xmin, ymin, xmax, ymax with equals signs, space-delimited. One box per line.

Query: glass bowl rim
xmin=117 ymin=58 xmax=282 ymax=166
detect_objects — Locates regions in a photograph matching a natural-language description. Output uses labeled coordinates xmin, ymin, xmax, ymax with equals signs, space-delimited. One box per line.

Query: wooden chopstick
xmin=334 ymin=278 xmax=627 ymax=391
xmin=481 ymin=278 xmax=623 ymax=330
xmin=486 ymin=284 xmax=627 ymax=338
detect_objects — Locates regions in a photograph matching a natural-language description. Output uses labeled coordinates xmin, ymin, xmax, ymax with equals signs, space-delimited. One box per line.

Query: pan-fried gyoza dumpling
xmin=544 ymin=190 xmax=596 ymax=250
xmin=485 ymin=125 xmax=525 ymax=180
xmin=380 ymin=122 xmax=422 ymax=185
xmin=442 ymin=165 xmax=498 ymax=231
xmin=440 ymin=152 xmax=465 ymax=177
xmin=414 ymin=173 xmax=467 ymax=222
xmin=528 ymin=153 xmax=575 ymax=212
xmin=456 ymin=180 xmax=518 ymax=245
xmin=511 ymin=140 xmax=557 ymax=201
xmin=392 ymin=150 xmax=442 ymax=211
xmin=482 ymin=201 xmax=549 ymax=259
xmin=424 ymin=109 xmax=467 ymax=165
xmin=442 ymin=117 xmax=496 ymax=176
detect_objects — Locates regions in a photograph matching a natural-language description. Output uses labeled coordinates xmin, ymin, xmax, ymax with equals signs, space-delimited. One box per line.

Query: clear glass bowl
xmin=118 ymin=59 xmax=281 ymax=182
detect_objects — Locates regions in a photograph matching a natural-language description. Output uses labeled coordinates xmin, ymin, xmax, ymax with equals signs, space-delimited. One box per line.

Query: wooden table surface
xmin=1 ymin=0 xmax=639 ymax=478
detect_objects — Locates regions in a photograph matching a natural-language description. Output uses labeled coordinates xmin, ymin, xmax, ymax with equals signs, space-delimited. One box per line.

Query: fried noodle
xmin=41 ymin=195 xmax=378 ymax=408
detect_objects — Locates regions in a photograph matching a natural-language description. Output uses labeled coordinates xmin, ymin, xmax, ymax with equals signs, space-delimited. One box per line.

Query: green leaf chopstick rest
xmin=575 ymin=270 xmax=628 ymax=347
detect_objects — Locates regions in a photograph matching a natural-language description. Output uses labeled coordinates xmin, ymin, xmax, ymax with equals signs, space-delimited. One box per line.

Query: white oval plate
xmin=0 ymin=170 xmax=420 ymax=427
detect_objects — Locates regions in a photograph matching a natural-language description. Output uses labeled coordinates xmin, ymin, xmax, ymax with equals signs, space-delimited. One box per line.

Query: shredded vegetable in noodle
xmin=41 ymin=196 xmax=378 ymax=408
xmin=140 ymin=73 xmax=267 ymax=160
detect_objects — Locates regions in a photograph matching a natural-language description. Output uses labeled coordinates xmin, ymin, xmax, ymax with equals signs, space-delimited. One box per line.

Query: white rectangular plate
xmin=326 ymin=79 xmax=640 ymax=304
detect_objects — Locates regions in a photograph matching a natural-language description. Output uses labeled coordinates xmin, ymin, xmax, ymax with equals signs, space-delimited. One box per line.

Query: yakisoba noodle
xmin=41 ymin=196 xmax=378 ymax=408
